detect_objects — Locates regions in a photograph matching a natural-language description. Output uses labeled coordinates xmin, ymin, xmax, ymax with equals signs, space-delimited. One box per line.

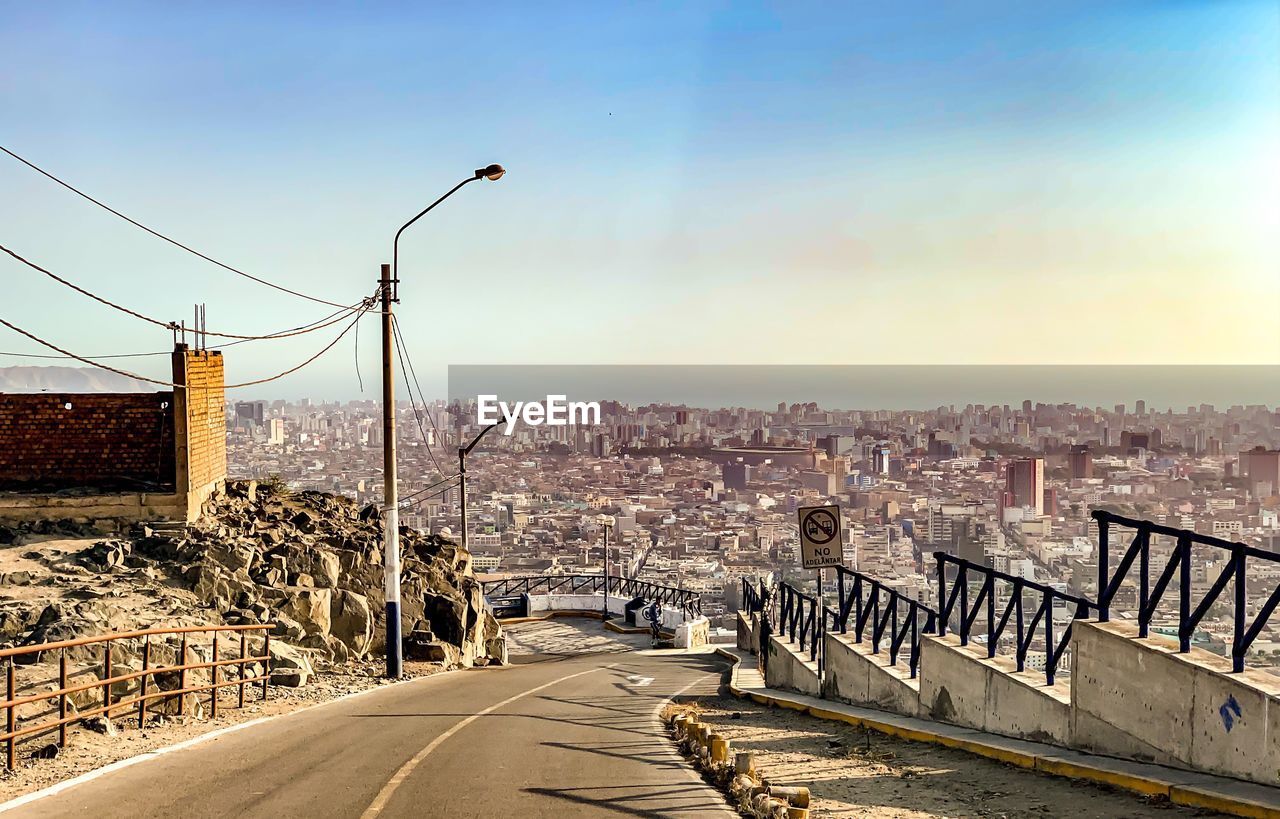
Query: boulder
xmin=404 ymin=629 xmax=456 ymax=664
xmin=225 ymin=480 xmax=258 ymax=502
xmin=421 ymin=592 xmax=467 ymax=648
xmin=275 ymin=588 xmax=332 ymax=639
xmin=330 ymin=590 xmax=373 ymax=657
xmin=291 ymin=510 xmax=317 ymax=534
xmin=270 ymin=614 xmax=306 ymax=641
xmin=301 ymin=551 xmax=341 ymax=588
xmin=485 ymin=635 xmax=508 ymax=666
xmin=267 ymin=641 xmax=314 ymax=687
xmin=206 ymin=542 xmax=256 ymax=574
xmin=193 ymin=563 xmax=257 ymax=610
xmin=79 ymin=540 xmax=130 ymax=572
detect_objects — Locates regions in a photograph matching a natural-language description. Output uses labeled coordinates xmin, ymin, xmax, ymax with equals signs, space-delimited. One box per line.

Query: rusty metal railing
xmin=0 ymin=624 xmax=271 ymax=769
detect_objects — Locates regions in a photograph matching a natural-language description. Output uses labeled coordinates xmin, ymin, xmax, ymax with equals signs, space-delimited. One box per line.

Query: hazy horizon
xmin=2 ymin=2 xmax=1277 ymax=399
xmin=8 ymin=361 xmax=1277 ymax=414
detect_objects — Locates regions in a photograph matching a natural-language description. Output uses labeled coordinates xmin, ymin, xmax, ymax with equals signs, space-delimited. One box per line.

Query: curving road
xmin=7 ymin=621 xmax=733 ymax=818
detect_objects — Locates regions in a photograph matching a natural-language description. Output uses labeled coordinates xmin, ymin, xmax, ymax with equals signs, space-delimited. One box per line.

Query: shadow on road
xmin=523 ymin=784 xmax=730 ymax=817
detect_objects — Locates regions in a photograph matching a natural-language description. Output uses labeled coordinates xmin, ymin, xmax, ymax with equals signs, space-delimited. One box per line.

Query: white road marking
xmin=360 ymin=665 xmax=607 ymax=818
xmin=627 ymin=675 xmax=655 ymax=687
xmin=651 ymin=669 xmax=736 ymax=816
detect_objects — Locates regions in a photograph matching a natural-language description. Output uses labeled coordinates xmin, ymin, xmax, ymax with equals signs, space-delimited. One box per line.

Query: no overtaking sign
xmin=798 ymin=505 xmax=843 ymax=569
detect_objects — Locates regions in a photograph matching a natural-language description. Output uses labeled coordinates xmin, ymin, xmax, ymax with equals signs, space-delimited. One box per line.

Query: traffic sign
xmin=798 ymin=505 xmax=843 ymax=569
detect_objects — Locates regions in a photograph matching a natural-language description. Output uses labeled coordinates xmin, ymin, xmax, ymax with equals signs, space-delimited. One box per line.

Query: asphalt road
xmin=6 ymin=621 xmax=734 ymax=819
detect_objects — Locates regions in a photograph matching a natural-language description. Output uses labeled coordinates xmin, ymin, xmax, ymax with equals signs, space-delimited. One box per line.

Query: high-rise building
xmin=1120 ymin=431 xmax=1149 ymax=452
xmin=799 ymin=470 xmax=838 ymax=495
xmin=1244 ymin=447 xmax=1280 ymax=499
xmin=1069 ymin=445 xmax=1092 ymax=479
xmin=234 ymin=401 xmax=265 ymax=428
xmin=819 ymin=434 xmax=840 ymax=458
xmin=723 ymin=461 xmax=752 ymax=490
xmin=872 ymin=445 xmax=891 ymax=475
xmin=1004 ymin=458 xmax=1045 ymax=515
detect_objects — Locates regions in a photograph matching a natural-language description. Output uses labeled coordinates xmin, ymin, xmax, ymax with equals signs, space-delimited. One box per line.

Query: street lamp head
xmin=475 ymin=163 xmax=506 ymax=181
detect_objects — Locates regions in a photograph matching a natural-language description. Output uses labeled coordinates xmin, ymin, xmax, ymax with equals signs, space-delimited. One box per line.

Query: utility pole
xmin=458 ymin=447 xmax=467 ymax=553
xmin=381 ymin=163 xmax=504 ymax=681
xmin=599 ymin=515 xmax=614 ymax=619
xmin=458 ymin=422 xmax=499 ymax=554
xmin=380 ymin=262 xmax=402 ymax=680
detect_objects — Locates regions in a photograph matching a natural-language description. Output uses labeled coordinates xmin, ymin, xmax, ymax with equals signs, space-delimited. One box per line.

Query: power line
xmin=391 ymin=313 xmax=451 ymax=467
xmin=391 ymin=473 xmax=462 ymax=510
xmin=0 ymin=143 xmax=360 ymax=310
xmin=1 ymin=242 xmax=173 ymax=331
xmin=0 ymin=297 xmax=379 ymax=362
xmin=0 ymin=350 xmax=169 ymax=360
xmin=0 ymin=304 xmax=373 ymax=390
xmin=389 ymin=317 xmax=447 ymax=481
xmin=0 ymin=241 xmax=377 ymax=341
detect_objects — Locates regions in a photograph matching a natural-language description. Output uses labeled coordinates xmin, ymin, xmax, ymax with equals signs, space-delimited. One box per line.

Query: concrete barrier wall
xmin=764 ymin=634 xmax=820 ymax=697
xmin=734 ymin=606 xmax=1279 ymax=786
xmin=918 ymin=635 xmax=1072 ymax=745
xmin=822 ymin=632 xmax=920 ymax=717
xmin=677 ymin=616 xmax=710 ymax=649
xmin=529 ymin=594 xmax=609 ymax=615
xmin=1071 ymin=621 xmax=1280 ymax=787
xmin=528 ymin=594 xmax=688 ymax=628
xmin=0 ymin=491 xmax=184 ymax=523
xmin=736 ymin=612 xmax=760 ymax=654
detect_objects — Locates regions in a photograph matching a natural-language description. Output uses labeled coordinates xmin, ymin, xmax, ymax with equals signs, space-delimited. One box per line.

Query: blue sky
xmin=1 ymin=1 xmax=1276 ymax=399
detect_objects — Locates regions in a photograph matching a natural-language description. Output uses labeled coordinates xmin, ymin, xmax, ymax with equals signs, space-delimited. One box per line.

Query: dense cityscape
xmin=228 ymin=396 xmax=1280 ymax=675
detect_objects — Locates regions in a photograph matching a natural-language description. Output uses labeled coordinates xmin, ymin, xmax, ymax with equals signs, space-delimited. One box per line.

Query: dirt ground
xmin=0 ymin=660 xmax=449 ymax=803
xmin=680 ymin=697 xmax=1223 ymax=818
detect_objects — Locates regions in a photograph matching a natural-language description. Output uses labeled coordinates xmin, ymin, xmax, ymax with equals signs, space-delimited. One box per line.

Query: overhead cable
xmin=391 ymin=314 xmax=452 ymax=470
xmin=0 ymin=304 xmax=373 ymax=390
xmin=0 ymin=143 xmax=359 ymax=309
xmin=389 ymin=316 xmax=448 ymax=481
xmin=0 ymin=242 xmax=376 ymax=341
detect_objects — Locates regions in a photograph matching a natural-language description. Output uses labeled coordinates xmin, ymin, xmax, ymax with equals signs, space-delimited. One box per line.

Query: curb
xmin=712 ymin=648 xmax=1277 ymax=819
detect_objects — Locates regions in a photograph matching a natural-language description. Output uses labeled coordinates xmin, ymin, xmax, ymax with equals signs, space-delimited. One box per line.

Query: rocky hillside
xmin=0 ymin=480 xmax=505 ymax=691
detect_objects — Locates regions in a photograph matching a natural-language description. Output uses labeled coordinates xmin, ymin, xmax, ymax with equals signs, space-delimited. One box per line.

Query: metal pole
xmin=381 ymin=262 xmax=402 ymax=679
xmin=459 ymin=447 xmax=467 ymax=552
xmin=458 ymin=424 xmax=497 ymax=554
xmin=603 ymin=523 xmax=611 ymax=619
xmin=816 ymin=568 xmax=823 ymax=678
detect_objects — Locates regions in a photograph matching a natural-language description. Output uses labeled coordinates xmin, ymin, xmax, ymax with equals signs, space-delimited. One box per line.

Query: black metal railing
xmin=481 ymin=574 xmax=702 ymax=616
xmin=772 ymin=582 xmax=821 ymax=663
xmin=935 ymin=553 xmax=1093 ymax=685
xmin=740 ymin=577 xmax=767 ymax=614
xmin=831 ymin=566 xmax=937 ymax=678
xmin=1094 ymin=510 xmax=1280 ymax=673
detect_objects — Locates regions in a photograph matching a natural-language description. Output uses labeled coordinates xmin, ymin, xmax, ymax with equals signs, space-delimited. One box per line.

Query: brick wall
xmin=0 ymin=346 xmax=228 ymax=522
xmin=182 ymin=350 xmax=226 ymax=491
xmin=0 ymin=393 xmax=175 ymax=490
xmin=172 ymin=348 xmax=227 ymax=518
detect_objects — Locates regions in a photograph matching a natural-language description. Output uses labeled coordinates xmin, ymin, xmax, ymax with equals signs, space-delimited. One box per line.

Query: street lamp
xmin=381 ymin=164 xmax=505 ymax=680
xmin=459 ymin=422 xmax=500 ymax=553
xmin=596 ymin=514 xmax=615 ymax=619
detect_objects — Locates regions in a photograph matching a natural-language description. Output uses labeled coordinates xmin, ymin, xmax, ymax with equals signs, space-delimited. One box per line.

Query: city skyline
xmin=1 ymin=1 xmax=1277 ymax=400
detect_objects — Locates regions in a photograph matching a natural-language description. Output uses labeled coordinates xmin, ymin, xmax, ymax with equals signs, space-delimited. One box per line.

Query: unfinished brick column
xmin=171 ymin=345 xmax=227 ymax=521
